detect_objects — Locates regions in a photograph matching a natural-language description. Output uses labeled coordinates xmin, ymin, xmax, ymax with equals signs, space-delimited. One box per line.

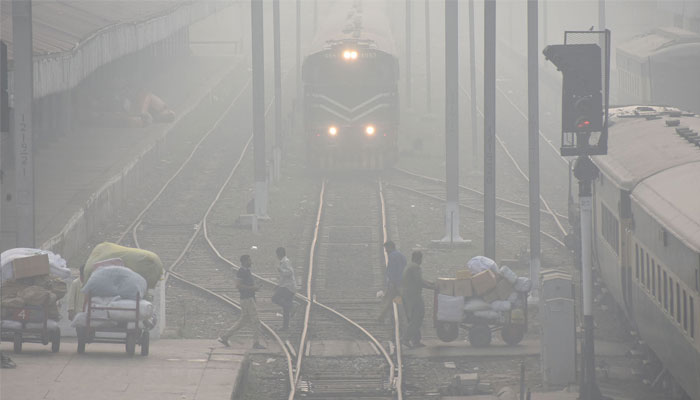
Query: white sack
xmin=514 ymin=277 xmax=532 ymax=293
xmin=25 ymin=320 xmax=59 ymax=331
xmin=474 ymin=310 xmax=501 ymax=320
xmin=82 ymin=266 xmax=146 ymax=300
xmin=70 ymin=312 xmax=117 ymax=328
xmin=1 ymin=320 xmax=23 ymax=330
xmin=437 ymin=294 xmax=465 ymax=322
xmin=464 ymin=298 xmax=491 ymax=312
xmin=490 ymin=300 xmax=512 ymax=312
xmin=499 ymin=266 xmax=518 ymax=284
xmin=107 ymin=299 xmax=154 ymax=321
xmin=507 ymin=292 xmax=519 ymax=303
xmin=467 ymin=256 xmax=499 ymax=275
xmin=1 ymin=248 xmax=71 ymax=282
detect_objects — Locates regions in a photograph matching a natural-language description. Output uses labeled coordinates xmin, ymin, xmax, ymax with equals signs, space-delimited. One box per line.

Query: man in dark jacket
xmin=400 ymin=251 xmax=434 ymax=347
xmin=218 ymin=255 xmax=266 ymax=349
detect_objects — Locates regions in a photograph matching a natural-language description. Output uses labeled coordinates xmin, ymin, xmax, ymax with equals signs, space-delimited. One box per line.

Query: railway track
xmin=385 ymin=168 xmax=566 ymax=249
xmin=293 ymin=178 xmax=403 ymax=399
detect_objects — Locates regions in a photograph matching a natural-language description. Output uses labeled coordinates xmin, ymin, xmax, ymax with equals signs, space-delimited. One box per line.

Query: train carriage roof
xmin=617 ymin=27 xmax=700 ymax=61
xmin=592 ymin=106 xmax=700 ymax=252
xmin=307 ymin=1 xmax=396 ymax=56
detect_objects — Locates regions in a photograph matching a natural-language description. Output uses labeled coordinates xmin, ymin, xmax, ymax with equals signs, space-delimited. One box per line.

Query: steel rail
xmin=393 ymin=167 xmax=569 ymax=222
xmin=386 ymin=182 xmax=566 ymax=249
xmin=458 ymin=84 xmax=568 ymax=237
xmin=291 ymin=179 xmax=398 ymax=399
xmin=121 ymin=78 xmax=295 ymax=391
xmin=380 ymin=179 xmax=403 ymax=400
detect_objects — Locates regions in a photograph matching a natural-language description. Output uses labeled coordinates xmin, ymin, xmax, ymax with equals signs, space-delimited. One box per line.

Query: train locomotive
xmin=590 ymin=105 xmax=700 ymax=399
xmin=302 ymin=2 xmax=399 ymax=169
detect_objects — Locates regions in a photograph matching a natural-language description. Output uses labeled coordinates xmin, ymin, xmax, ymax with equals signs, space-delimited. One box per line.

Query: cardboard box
xmin=495 ymin=278 xmax=514 ymax=300
xmin=437 ymin=278 xmax=456 ymax=296
xmin=471 ymin=270 xmax=498 ymax=296
xmin=12 ymin=254 xmax=50 ymax=280
xmin=455 ymin=269 xmax=473 ymax=280
xmin=453 ymin=278 xmax=474 ymax=297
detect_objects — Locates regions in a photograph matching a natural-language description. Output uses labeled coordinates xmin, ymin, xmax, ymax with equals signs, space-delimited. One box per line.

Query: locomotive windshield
xmin=307 ymin=55 xmax=396 ymax=88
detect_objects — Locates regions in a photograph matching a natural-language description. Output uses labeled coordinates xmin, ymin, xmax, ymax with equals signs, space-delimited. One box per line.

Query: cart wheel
xmin=501 ymin=324 xmax=525 ymax=346
xmin=126 ymin=333 xmax=136 ymax=356
xmin=140 ymin=330 xmax=150 ymax=356
xmin=51 ymin=329 xmax=61 ymax=353
xmin=13 ymin=333 xmax=22 ymax=353
xmin=468 ymin=323 xmax=492 ymax=347
xmin=435 ymin=321 xmax=460 ymax=342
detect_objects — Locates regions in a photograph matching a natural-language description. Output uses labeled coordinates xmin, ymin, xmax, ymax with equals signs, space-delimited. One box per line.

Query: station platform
xmin=1 ymin=53 xmax=244 ymax=260
xmin=0 ymin=339 xmax=250 ymax=400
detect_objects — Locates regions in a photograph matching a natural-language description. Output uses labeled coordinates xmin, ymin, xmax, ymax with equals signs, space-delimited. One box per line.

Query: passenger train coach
xmin=591 ymin=106 xmax=700 ymax=399
xmin=616 ymin=27 xmax=700 ymax=114
xmin=302 ymin=2 xmax=399 ymax=169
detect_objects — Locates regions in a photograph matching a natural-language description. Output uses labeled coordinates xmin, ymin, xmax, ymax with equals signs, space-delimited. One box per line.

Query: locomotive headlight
xmin=365 ymin=125 xmax=376 ymax=136
xmin=328 ymin=126 xmax=338 ymax=136
xmin=343 ymin=50 xmax=358 ymax=61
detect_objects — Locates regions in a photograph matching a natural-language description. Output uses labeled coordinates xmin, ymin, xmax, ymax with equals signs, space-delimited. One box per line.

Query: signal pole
xmin=12 ymin=0 xmax=35 ymax=247
xmin=405 ymin=0 xmax=412 ymax=108
xmin=484 ymin=0 xmax=497 ymax=260
xmin=527 ymin=0 xmax=541 ymax=300
xmin=272 ymin=0 xmax=282 ymax=182
xmin=251 ymin=0 xmax=268 ymax=219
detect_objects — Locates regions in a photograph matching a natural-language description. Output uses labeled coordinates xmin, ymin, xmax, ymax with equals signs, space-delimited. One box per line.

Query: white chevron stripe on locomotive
xmin=310 ymin=93 xmax=393 ymax=121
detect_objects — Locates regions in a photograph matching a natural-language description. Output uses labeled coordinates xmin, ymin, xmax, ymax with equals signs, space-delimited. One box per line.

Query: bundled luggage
xmin=0 ymin=249 xmax=68 ymax=353
xmin=85 ymin=242 xmax=163 ymax=289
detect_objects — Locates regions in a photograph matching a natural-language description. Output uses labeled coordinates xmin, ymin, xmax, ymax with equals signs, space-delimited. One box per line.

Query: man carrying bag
xmin=272 ymin=247 xmax=296 ymax=330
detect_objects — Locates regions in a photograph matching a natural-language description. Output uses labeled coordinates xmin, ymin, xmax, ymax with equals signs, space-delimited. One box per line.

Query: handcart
xmin=76 ymin=292 xmax=150 ymax=356
xmin=433 ymin=291 xmax=528 ymax=347
xmin=1 ymin=303 xmax=61 ymax=353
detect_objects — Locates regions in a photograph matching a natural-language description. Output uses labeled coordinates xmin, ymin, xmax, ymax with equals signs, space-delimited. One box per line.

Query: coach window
xmin=652 ymin=261 xmax=656 ymax=298
xmin=677 ymin=282 xmax=682 ymax=324
xmin=670 ymin=278 xmax=675 ymax=317
xmin=683 ymin=290 xmax=688 ymax=332
xmin=690 ymin=296 xmax=695 ymax=339
xmin=635 ymin=244 xmax=640 ymax=280
xmin=646 ymin=253 xmax=651 ymax=291
xmin=663 ymin=271 xmax=668 ymax=310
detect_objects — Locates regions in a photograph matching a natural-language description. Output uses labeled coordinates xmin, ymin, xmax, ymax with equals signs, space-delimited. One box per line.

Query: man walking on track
xmin=218 ymin=255 xmax=266 ymax=349
xmin=377 ymin=241 xmax=407 ymax=324
xmin=401 ymin=251 xmax=434 ymax=348
xmin=272 ymin=247 xmax=296 ymax=330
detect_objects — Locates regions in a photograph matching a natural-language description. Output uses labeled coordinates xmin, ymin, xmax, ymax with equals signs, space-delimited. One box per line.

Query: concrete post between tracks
xmin=527 ymin=0 xmax=541 ymax=302
xmin=12 ymin=0 xmax=36 ymax=248
xmin=273 ymin=0 xmax=282 ymax=183
xmin=483 ymin=0 xmax=497 ymax=259
xmin=468 ymin=0 xmax=479 ymax=172
xmin=251 ymin=0 xmax=269 ymax=220
xmin=405 ymin=0 xmax=412 ymax=108
xmin=436 ymin=0 xmax=469 ymax=246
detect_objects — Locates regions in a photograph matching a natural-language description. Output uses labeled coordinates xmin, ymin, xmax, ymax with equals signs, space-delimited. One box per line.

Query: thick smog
xmin=1 ymin=1 xmax=699 ymax=399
